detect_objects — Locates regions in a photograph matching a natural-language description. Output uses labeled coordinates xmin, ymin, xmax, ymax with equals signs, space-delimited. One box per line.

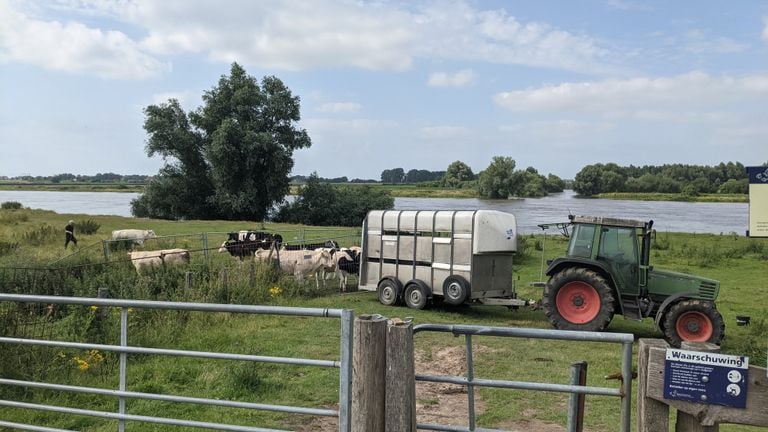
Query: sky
xmin=1 ymin=0 xmax=767 ymax=180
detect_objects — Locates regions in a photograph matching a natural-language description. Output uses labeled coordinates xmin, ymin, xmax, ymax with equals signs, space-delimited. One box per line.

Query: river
xmin=0 ymin=190 xmax=748 ymax=235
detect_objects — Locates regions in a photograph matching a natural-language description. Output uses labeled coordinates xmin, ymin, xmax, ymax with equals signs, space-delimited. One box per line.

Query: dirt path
xmin=298 ymin=344 xmax=565 ymax=431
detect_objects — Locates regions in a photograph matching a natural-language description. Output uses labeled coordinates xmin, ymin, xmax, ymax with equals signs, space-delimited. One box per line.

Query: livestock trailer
xmin=359 ymin=210 xmax=529 ymax=309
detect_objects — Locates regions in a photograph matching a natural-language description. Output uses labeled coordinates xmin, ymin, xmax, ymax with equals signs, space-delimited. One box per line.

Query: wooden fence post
xmin=352 ymin=314 xmax=387 ymax=432
xmin=385 ymin=318 xmax=415 ymax=432
xmin=638 ymin=338 xmax=670 ymax=432
xmin=220 ymin=268 xmax=228 ymax=289
xmin=184 ymin=271 xmax=193 ymax=295
xmin=675 ymin=342 xmax=721 ymax=432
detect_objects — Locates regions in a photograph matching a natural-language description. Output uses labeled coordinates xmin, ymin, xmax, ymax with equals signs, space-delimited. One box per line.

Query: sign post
xmin=747 ymin=166 xmax=768 ymax=237
xmin=664 ymin=349 xmax=749 ymax=409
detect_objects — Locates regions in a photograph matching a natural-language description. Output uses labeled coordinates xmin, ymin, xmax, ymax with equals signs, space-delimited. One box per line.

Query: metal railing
xmin=413 ymin=324 xmax=634 ymax=432
xmin=0 ymin=294 xmax=353 ymax=432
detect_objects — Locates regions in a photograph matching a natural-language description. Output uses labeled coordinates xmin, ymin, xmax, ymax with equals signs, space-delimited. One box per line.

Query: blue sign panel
xmin=664 ymin=349 xmax=749 ymax=408
xmin=747 ymin=166 xmax=768 ymax=184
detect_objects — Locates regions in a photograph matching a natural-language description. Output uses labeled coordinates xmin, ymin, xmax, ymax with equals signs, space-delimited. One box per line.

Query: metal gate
xmin=0 ymin=293 xmax=353 ymax=432
xmin=413 ymin=324 xmax=634 ymax=432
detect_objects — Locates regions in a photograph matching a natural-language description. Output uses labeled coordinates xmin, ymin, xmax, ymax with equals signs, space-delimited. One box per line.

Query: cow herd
xmin=116 ymin=228 xmax=361 ymax=290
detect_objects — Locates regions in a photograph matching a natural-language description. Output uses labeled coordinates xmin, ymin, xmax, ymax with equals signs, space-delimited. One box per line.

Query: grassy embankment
xmin=2 ymin=181 xmax=750 ymax=202
xmin=0 ymin=207 xmax=766 ymax=431
xmin=0 ymin=182 xmax=145 ymax=193
xmin=597 ymin=192 xmax=749 ymax=203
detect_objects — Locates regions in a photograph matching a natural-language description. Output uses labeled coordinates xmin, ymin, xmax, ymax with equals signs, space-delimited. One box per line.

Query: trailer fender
xmin=405 ymin=279 xmax=432 ymax=298
xmin=654 ymin=292 xmax=699 ymax=332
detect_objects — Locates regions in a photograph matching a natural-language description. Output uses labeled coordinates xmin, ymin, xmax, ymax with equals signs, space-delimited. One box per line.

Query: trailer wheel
xmin=377 ymin=278 xmax=401 ymax=306
xmin=404 ymin=281 xmax=429 ymax=310
xmin=662 ymin=299 xmax=724 ymax=347
xmin=442 ymin=275 xmax=470 ymax=305
xmin=543 ymin=268 xmax=614 ymax=332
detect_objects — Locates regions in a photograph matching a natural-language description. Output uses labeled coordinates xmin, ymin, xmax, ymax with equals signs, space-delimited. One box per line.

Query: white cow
xmin=112 ymin=229 xmax=158 ymax=246
xmin=127 ymin=248 xmax=190 ymax=273
xmin=255 ymin=248 xmax=334 ymax=289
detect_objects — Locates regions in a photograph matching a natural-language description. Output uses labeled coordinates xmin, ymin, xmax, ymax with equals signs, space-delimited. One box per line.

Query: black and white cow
xmin=218 ymin=231 xmax=283 ymax=260
xmin=335 ymin=246 xmax=361 ymax=290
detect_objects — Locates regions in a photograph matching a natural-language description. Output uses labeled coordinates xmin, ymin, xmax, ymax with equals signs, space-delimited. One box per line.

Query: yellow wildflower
xmin=74 ymin=357 xmax=89 ymax=371
xmin=269 ymin=286 xmax=282 ymax=298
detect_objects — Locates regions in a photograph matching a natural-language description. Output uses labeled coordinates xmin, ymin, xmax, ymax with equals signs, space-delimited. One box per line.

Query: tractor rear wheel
xmin=543 ymin=268 xmax=615 ymax=332
xmin=663 ymin=299 xmax=724 ymax=347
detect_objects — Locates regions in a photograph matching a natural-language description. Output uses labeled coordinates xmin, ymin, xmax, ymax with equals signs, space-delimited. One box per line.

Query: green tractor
xmin=542 ymin=215 xmax=725 ymax=347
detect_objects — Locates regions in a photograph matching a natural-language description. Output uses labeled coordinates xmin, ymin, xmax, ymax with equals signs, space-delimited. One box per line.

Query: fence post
xmin=202 ymin=232 xmax=209 ymax=261
xmin=352 ymin=314 xmax=387 ymax=432
xmin=567 ymin=361 xmax=588 ymax=432
xmin=97 ymin=287 xmax=110 ymax=319
xmin=220 ymin=268 xmax=228 ymax=289
xmin=385 ymin=318 xmax=415 ymax=432
xmin=675 ymin=342 xmax=721 ymax=432
xmin=638 ymin=338 xmax=670 ymax=432
xmin=101 ymin=240 xmax=110 ymax=262
xmin=184 ymin=272 xmax=193 ymax=295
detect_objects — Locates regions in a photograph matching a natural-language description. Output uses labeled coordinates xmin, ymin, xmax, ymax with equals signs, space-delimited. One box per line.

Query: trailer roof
xmin=570 ymin=215 xmax=649 ymax=228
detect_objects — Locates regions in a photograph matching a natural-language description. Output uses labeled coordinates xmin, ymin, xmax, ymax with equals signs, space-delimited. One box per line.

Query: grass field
xmin=0 ymin=207 xmax=765 ymax=431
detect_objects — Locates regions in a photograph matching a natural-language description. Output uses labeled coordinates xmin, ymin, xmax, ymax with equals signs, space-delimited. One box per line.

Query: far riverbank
xmin=0 ymin=182 xmax=748 ymax=202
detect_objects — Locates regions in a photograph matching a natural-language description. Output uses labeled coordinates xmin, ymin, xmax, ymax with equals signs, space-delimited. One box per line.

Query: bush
xmin=75 ymin=218 xmax=101 ymax=235
xmin=19 ymin=224 xmax=59 ymax=246
xmin=0 ymin=201 xmax=23 ymax=210
xmin=275 ymin=173 xmax=394 ymax=226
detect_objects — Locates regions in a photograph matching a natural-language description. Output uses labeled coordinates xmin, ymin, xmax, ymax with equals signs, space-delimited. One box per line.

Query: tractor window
xmin=599 ymin=227 xmax=637 ymax=263
xmin=567 ymin=224 xmax=596 ymax=258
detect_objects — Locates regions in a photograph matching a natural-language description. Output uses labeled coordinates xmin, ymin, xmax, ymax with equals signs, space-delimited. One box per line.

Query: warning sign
xmin=664 ymin=349 xmax=749 ymax=408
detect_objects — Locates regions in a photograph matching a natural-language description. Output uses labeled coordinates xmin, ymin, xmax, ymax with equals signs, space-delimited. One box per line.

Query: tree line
xmin=1 ymin=173 xmax=151 ymax=183
xmin=573 ymin=162 xmax=751 ymax=196
xmin=379 ymin=159 xmax=566 ymax=198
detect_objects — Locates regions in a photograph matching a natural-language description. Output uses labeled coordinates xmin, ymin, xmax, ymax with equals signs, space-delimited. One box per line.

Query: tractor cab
xmin=565 ymin=216 xmax=653 ymax=300
xmin=543 ymin=215 xmax=724 ymax=347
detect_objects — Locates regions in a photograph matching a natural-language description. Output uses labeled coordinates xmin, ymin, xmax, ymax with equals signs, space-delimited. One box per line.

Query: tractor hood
xmin=648 ymin=268 xmax=720 ymax=301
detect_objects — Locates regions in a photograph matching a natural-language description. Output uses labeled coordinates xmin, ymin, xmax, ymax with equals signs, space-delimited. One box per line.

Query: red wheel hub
xmin=675 ymin=311 xmax=713 ymax=342
xmin=555 ymin=281 xmax=601 ymax=324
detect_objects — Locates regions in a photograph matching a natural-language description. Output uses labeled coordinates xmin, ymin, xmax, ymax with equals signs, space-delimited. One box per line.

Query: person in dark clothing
xmin=65 ymin=220 xmax=77 ymax=249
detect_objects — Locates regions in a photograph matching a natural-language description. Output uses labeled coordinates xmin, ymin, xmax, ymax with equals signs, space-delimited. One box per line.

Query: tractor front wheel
xmin=663 ymin=299 xmax=724 ymax=347
xmin=543 ymin=268 xmax=615 ymax=332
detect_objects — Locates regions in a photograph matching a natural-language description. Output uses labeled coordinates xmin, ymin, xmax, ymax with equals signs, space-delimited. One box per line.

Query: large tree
xmin=443 ymin=160 xmax=474 ymax=188
xmin=131 ymin=63 xmax=310 ymax=220
xmin=477 ymin=157 xmax=517 ymax=198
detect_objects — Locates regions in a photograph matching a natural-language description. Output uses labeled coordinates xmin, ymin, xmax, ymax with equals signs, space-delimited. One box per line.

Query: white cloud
xmin=37 ymin=0 xmax=614 ymax=74
xmin=763 ymin=17 xmax=768 ymax=44
xmin=682 ymin=30 xmax=747 ymax=54
xmin=0 ymin=1 xmax=167 ymax=79
xmin=494 ymin=72 xmax=768 ymax=115
xmin=317 ymin=102 xmax=362 ymax=113
xmin=428 ymin=70 xmax=475 ymax=87
xmin=150 ymin=91 xmax=198 ymax=109
xmin=418 ymin=125 xmax=470 ymax=139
